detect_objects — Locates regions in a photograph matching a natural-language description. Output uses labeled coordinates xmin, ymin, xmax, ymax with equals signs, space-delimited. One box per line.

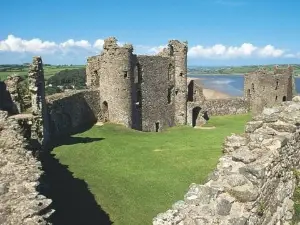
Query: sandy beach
xmin=188 ymin=77 xmax=232 ymax=99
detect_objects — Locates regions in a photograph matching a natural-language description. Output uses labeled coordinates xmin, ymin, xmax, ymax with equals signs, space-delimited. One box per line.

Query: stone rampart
xmin=153 ymin=96 xmax=300 ymax=225
xmin=0 ymin=111 xmax=53 ymax=224
xmin=46 ymin=90 xmax=100 ymax=137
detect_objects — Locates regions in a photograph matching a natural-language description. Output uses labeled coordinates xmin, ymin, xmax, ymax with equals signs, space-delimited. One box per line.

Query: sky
xmin=0 ymin=0 xmax=300 ymax=66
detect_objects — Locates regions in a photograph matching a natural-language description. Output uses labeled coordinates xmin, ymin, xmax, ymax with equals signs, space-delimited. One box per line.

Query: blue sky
xmin=0 ymin=0 xmax=300 ymax=65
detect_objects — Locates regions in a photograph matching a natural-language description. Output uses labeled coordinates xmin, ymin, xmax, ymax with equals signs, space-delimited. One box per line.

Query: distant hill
xmin=188 ymin=64 xmax=300 ymax=76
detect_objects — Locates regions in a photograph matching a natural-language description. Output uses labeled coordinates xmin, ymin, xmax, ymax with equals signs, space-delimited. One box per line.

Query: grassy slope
xmin=52 ymin=114 xmax=251 ymax=225
xmin=0 ymin=65 xmax=84 ymax=81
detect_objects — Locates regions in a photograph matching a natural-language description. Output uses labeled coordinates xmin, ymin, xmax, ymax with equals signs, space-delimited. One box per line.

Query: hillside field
xmin=0 ymin=65 xmax=84 ymax=81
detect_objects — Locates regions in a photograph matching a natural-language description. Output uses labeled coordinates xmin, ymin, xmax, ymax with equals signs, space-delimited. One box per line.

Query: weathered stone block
xmin=245 ymin=121 xmax=263 ymax=133
xmin=232 ymin=147 xmax=258 ymax=164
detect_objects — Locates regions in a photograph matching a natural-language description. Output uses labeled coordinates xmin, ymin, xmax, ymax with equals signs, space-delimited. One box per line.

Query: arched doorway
xmin=282 ymin=96 xmax=287 ymax=102
xmin=192 ymin=107 xmax=201 ymax=127
xmin=102 ymin=101 xmax=109 ymax=122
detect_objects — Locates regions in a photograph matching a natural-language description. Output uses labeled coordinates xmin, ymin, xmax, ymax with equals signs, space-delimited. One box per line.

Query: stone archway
xmin=102 ymin=101 xmax=109 ymax=122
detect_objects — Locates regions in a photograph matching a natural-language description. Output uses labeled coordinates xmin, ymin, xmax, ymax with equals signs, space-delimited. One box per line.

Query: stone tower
xmin=169 ymin=40 xmax=188 ymax=125
xmin=87 ymin=37 xmax=135 ymax=127
xmin=244 ymin=65 xmax=293 ymax=115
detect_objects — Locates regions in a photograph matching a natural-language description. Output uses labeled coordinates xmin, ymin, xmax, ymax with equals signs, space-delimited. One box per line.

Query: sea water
xmin=188 ymin=74 xmax=300 ymax=97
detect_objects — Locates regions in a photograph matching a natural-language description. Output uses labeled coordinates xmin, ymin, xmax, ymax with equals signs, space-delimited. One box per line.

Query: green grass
xmin=0 ymin=65 xmax=84 ymax=81
xmin=52 ymin=114 xmax=251 ymax=225
xmin=293 ymin=186 xmax=300 ymax=224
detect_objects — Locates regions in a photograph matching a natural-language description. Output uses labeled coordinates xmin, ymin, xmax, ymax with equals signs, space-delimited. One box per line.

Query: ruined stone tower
xmin=244 ymin=65 xmax=293 ymax=115
xmin=28 ymin=56 xmax=50 ymax=146
xmin=169 ymin=40 xmax=188 ymax=125
xmin=86 ymin=37 xmax=188 ymax=132
xmin=88 ymin=37 xmax=135 ymax=127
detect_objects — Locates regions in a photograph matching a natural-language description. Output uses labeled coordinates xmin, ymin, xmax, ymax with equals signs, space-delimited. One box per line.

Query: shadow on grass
xmin=53 ymin=137 xmax=105 ymax=147
xmin=38 ymin=136 xmax=113 ymax=225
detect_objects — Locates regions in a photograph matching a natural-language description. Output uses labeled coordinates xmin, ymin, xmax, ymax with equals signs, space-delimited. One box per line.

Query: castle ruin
xmin=86 ymin=37 xmax=188 ymax=132
xmin=0 ymin=37 xmax=298 ymax=224
xmin=244 ymin=65 xmax=294 ymax=115
xmin=0 ymin=38 xmax=295 ymax=139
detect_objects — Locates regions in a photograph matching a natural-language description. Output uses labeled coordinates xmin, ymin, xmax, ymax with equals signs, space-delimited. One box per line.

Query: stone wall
xmin=187 ymin=98 xmax=249 ymax=127
xmin=46 ymin=90 xmax=100 ymax=137
xmin=0 ymin=81 xmax=15 ymax=114
xmin=0 ymin=111 xmax=53 ymax=224
xmin=153 ymin=96 xmax=300 ymax=225
xmin=137 ymin=55 xmax=175 ymax=131
xmin=203 ymin=97 xmax=250 ymax=116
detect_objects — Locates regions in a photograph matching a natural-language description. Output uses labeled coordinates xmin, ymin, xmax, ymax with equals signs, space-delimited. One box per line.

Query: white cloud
xmin=284 ymin=52 xmax=300 ymax=59
xmin=93 ymin=39 xmax=105 ymax=49
xmin=188 ymin=43 xmax=285 ymax=59
xmin=60 ymin=39 xmax=91 ymax=49
xmin=0 ymin=34 xmax=299 ymax=63
xmin=148 ymin=45 xmax=167 ymax=54
xmin=0 ymin=35 xmax=57 ymax=53
xmin=257 ymin=45 xmax=284 ymax=57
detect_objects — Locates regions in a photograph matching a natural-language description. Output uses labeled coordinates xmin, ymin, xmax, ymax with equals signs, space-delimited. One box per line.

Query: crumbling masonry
xmin=244 ymin=65 xmax=294 ymax=115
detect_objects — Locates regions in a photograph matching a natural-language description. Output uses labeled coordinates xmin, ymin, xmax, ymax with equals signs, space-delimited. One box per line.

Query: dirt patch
xmin=194 ymin=126 xmax=216 ymax=130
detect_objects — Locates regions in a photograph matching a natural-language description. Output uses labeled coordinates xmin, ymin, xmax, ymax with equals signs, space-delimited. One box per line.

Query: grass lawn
xmin=52 ymin=114 xmax=251 ymax=225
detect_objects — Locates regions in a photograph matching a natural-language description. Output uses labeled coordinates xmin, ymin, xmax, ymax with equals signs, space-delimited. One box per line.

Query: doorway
xmin=102 ymin=101 xmax=109 ymax=122
xmin=192 ymin=107 xmax=201 ymax=127
xmin=155 ymin=122 xmax=160 ymax=132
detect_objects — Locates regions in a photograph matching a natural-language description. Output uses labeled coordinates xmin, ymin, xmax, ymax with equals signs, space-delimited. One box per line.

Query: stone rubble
xmin=0 ymin=111 xmax=53 ymax=224
xmin=153 ymin=96 xmax=300 ymax=225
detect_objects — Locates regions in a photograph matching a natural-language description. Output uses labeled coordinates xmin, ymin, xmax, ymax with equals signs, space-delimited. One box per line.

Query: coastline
xmin=188 ymin=77 xmax=233 ymax=99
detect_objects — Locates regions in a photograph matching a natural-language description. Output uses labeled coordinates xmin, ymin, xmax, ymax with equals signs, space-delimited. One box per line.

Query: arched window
xmin=169 ymin=45 xmax=174 ymax=56
xmin=168 ymin=63 xmax=174 ymax=80
xmin=275 ymin=79 xmax=279 ymax=90
xmin=188 ymin=81 xmax=194 ymax=102
xmin=134 ymin=63 xmax=141 ymax=83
